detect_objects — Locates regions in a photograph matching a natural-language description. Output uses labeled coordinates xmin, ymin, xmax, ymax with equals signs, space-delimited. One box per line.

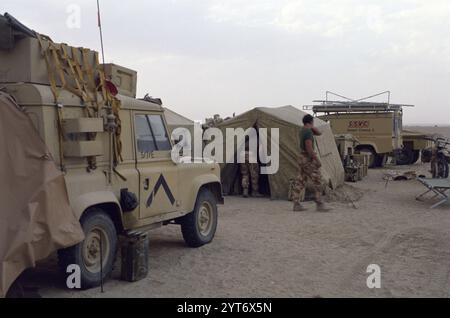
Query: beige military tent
xmin=164 ymin=107 xmax=195 ymax=137
xmin=163 ymin=107 xmax=199 ymax=156
xmin=215 ymin=106 xmax=345 ymax=200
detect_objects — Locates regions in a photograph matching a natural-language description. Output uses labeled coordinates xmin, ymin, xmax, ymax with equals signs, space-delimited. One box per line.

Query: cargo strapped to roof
xmin=0 ymin=12 xmax=37 ymax=50
xmin=303 ymin=91 xmax=414 ymax=114
xmin=36 ymin=33 xmax=124 ymax=170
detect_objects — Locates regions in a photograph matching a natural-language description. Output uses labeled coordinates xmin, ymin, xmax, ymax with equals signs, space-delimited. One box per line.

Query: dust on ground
xmin=324 ymin=183 xmax=365 ymax=205
xmin=20 ymin=160 xmax=450 ymax=298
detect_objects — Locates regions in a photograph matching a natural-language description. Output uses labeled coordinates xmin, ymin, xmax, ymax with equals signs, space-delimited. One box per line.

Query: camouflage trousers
xmin=241 ymin=163 xmax=259 ymax=193
xmin=291 ymin=153 xmax=322 ymax=203
xmin=431 ymin=150 xmax=438 ymax=176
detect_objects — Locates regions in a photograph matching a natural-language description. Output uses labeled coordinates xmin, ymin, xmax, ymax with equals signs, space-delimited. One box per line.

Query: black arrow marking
xmin=146 ymin=174 xmax=176 ymax=208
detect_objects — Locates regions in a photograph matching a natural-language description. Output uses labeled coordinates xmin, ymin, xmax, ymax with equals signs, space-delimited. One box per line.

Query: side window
xmin=135 ymin=114 xmax=172 ymax=156
xmin=148 ymin=115 xmax=172 ymax=151
xmin=135 ymin=115 xmax=157 ymax=154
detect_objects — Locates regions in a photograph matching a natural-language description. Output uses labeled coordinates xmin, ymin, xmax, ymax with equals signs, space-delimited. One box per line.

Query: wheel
xmin=180 ymin=189 xmax=218 ymax=248
xmin=375 ymin=154 xmax=387 ymax=168
xmin=432 ymin=157 xmax=449 ymax=179
xmin=58 ymin=208 xmax=118 ymax=289
xmin=358 ymin=147 xmax=377 ymax=168
xmin=442 ymin=162 xmax=449 ymax=178
xmin=6 ymin=280 xmax=25 ymax=298
xmin=396 ymin=149 xmax=414 ymax=166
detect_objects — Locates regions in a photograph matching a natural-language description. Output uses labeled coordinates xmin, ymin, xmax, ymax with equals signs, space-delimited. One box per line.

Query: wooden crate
xmin=353 ymin=153 xmax=369 ymax=177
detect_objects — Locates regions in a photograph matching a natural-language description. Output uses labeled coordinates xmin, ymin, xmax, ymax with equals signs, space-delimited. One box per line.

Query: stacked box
xmin=0 ymin=37 xmax=99 ymax=89
xmin=102 ymin=63 xmax=137 ymax=98
xmin=353 ymin=154 xmax=369 ymax=177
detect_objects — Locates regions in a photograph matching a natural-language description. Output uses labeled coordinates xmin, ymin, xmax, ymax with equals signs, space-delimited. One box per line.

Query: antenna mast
xmin=97 ymin=0 xmax=106 ymax=66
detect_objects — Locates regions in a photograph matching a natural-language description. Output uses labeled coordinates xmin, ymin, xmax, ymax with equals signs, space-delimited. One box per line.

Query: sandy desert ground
xmin=19 ymin=162 xmax=449 ymax=298
xmin=16 ymin=126 xmax=450 ymax=298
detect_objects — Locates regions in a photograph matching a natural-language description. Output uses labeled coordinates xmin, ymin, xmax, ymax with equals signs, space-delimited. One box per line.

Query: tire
xmin=375 ymin=154 xmax=387 ymax=168
xmin=396 ymin=149 xmax=414 ymax=166
xmin=58 ymin=208 xmax=118 ymax=289
xmin=358 ymin=147 xmax=377 ymax=168
xmin=6 ymin=280 xmax=25 ymax=298
xmin=432 ymin=157 xmax=449 ymax=179
xmin=180 ymin=189 xmax=218 ymax=248
xmin=442 ymin=162 xmax=449 ymax=178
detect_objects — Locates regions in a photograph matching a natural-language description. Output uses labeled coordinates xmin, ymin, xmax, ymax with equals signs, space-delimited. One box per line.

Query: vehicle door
xmin=133 ymin=112 xmax=178 ymax=219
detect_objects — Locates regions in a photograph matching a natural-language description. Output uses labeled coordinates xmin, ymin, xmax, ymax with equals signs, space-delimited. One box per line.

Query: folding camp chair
xmin=416 ymin=178 xmax=450 ymax=209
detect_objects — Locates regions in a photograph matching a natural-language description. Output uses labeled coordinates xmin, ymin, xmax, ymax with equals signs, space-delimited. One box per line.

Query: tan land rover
xmin=307 ymin=94 xmax=431 ymax=168
xmin=0 ymin=15 xmax=223 ymax=289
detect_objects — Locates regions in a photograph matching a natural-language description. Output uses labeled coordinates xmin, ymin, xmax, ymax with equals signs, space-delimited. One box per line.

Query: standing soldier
xmin=292 ymin=115 xmax=331 ymax=212
xmin=430 ymin=147 xmax=438 ymax=177
xmin=240 ymin=145 xmax=263 ymax=198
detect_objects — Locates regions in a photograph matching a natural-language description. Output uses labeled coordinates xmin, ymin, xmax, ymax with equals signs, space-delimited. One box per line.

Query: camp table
xmin=416 ymin=178 xmax=450 ymax=209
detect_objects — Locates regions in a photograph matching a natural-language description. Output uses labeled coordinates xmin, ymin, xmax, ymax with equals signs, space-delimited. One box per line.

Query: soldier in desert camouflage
xmin=291 ymin=114 xmax=332 ymax=212
xmin=240 ymin=142 xmax=263 ymax=198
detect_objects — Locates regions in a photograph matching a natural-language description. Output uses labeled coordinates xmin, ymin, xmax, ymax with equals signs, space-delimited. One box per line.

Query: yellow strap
xmin=36 ymin=34 xmax=66 ymax=170
xmin=81 ymin=48 xmax=100 ymax=116
xmin=37 ymin=33 xmax=124 ymax=165
xmin=61 ymin=44 xmax=88 ymax=102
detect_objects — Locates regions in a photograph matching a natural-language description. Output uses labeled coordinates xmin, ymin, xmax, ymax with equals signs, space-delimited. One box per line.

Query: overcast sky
xmin=3 ymin=0 xmax=450 ymax=124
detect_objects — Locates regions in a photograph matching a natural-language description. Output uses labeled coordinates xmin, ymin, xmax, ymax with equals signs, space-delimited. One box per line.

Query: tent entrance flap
xmin=221 ymin=164 xmax=271 ymax=197
xmin=219 ymin=124 xmax=271 ymax=197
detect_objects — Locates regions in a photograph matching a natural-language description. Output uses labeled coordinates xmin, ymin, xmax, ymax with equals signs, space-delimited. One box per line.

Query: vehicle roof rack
xmin=303 ymin=91 xmax=414 ymax=114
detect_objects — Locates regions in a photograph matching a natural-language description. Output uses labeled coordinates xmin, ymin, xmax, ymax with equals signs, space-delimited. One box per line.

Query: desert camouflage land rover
xmin=0 ymin=14 xmax=223 ymax=288
xmin=1 ymin=81 xmax=224 ymax=287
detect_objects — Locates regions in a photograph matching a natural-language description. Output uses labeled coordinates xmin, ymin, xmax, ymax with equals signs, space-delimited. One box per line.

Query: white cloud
xmin=206 ymin=0 xmax=450 ymax=68
xmin=207 ymin=0 xmax=280 ymax=27
xmin=206 ymin=0 xmax=388 ymax=36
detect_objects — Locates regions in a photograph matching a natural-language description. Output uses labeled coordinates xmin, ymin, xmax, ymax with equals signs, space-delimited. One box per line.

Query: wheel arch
xmin=185 ymin=175 xmax=224 ymax=213
xmin=356 ymin=143 xmax=379 ymax=154
xmin=72 ymin=192 xmax=124 ymax=233
xmin=199 ymin=182 xmax=224 ymax=205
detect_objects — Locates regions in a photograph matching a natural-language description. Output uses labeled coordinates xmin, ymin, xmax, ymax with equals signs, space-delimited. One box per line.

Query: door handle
xmin=143 ymin=178 xmax=150 ymax=191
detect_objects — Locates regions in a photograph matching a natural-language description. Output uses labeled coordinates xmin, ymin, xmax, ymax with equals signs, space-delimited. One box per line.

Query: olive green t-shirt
xmin=300 ymin=127 xmax=315 ymax=152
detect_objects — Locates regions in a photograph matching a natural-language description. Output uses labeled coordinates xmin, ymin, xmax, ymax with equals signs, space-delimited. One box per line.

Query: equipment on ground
xmin=121 ymin=232 xmax=149 ymax=283
xmin=334 ymin=134 xmax=368 ymax=182
xmin=416 ymin=178 xmax=450 ymax=209
xmin=422 ymin=135 xmax=450 ymax=179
